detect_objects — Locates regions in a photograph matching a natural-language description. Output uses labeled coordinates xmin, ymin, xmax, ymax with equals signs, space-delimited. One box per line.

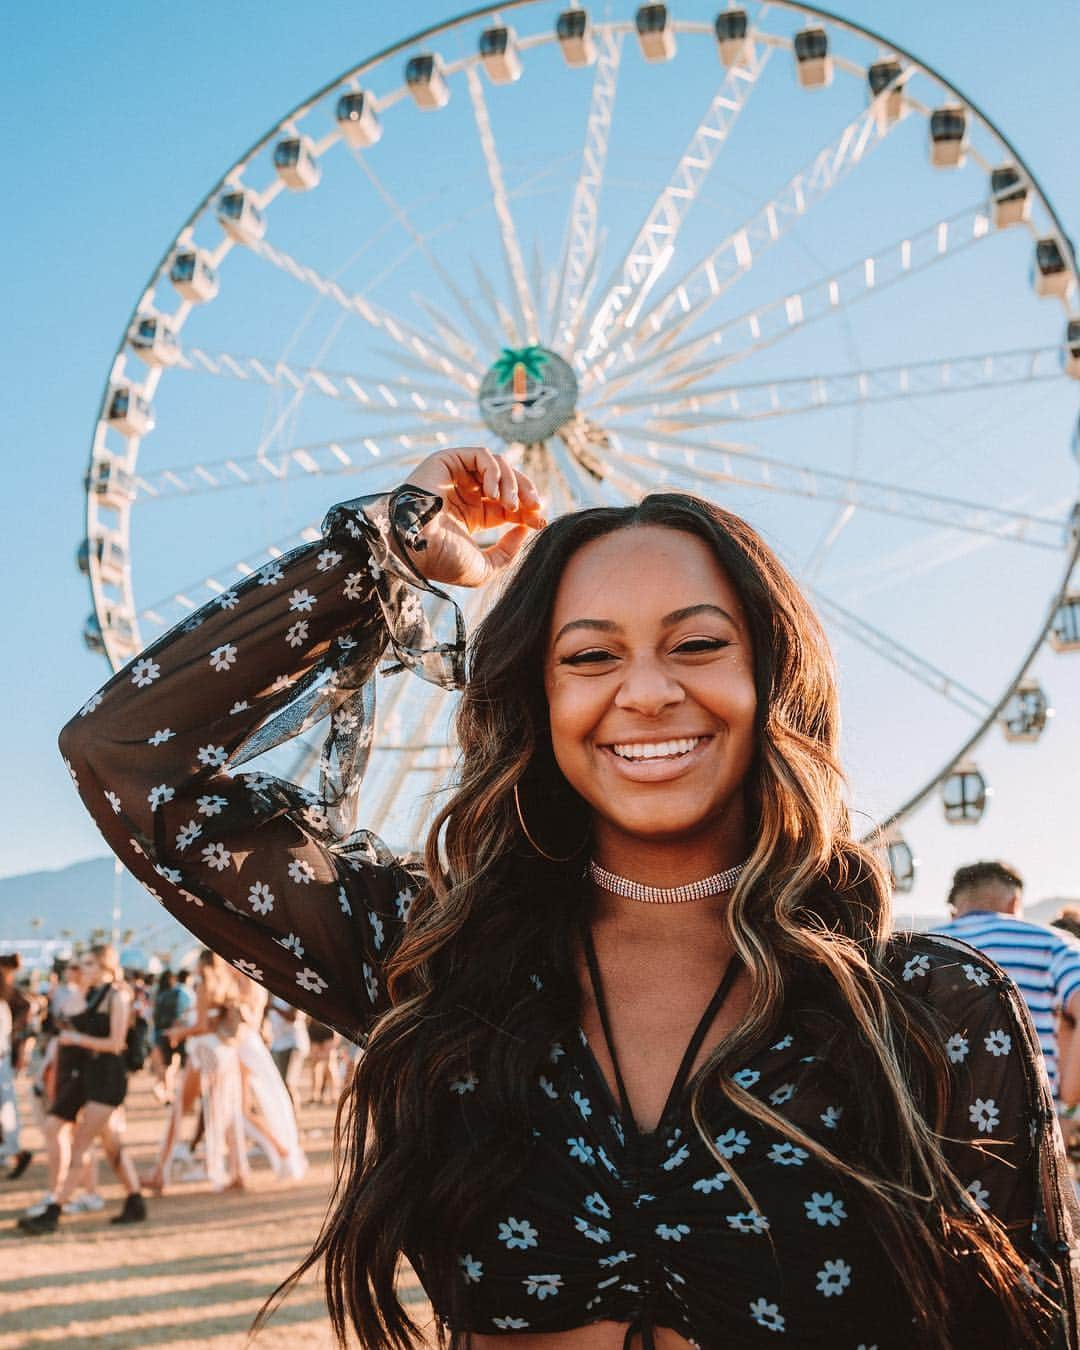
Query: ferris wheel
xmin=79 ymin=0 xmax=1080 ymax=891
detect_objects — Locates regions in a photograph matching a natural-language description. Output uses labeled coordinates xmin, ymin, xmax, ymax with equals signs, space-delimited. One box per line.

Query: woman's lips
xmin=599 ymin=735 xmax=714 ymax=782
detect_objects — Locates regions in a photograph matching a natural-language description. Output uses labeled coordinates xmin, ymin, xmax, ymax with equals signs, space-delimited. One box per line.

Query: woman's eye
xmin=674 ymin=637 xmax=730 ymax=654
xmin=562 ymin=649 xmax=617 ymax=666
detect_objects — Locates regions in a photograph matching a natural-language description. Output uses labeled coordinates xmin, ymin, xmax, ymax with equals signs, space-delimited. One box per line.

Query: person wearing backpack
xmin=17 ymin=944 xmax=147 ymax=1233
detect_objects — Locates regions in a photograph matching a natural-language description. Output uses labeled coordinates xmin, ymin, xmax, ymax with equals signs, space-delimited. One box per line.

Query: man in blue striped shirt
xmin=934 ymin=860 xmax=1080 ymax=1100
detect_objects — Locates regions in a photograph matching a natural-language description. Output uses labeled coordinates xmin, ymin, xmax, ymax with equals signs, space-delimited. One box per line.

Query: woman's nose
xmin=613 ymin=657 xmax=685 ymax=716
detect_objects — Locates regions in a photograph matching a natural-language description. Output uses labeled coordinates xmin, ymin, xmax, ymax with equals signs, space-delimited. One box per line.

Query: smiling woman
xmin=58 ymin=446 xmax=1079 ymax=1349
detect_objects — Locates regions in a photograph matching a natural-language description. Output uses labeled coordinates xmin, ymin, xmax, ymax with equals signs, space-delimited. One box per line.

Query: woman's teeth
xmin=610 ymin=737 xmax=703 ymax=761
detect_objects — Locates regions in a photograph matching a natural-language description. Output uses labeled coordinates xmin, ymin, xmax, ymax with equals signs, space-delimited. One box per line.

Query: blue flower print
xmin=693 ymin=1172 xmax=730 ymax=1195
xmin=572 ymin=1090 xmax=592 ymax=1119
xmin=727 ymin=1210 xmax=770 ymax=1235
xmin=820 ymin=1105 xmax=843 ymax=1130
xmin=632 ymin=1193 xmax=656 ymax=1207
xmin=662 ymin=1144 xmax=691 ymax=1171
xmin=575 ymin=1215 xmax=611 ymax=1243
xmin=459 ymin=1253 xmax=483 ymax=1283
xmin=816 ymin=1258 xmax=852 ymax=1297
xmin=538 ymin=1075 xmax=559 ymax=1100
xmin=749 ymin=1297 xmax=785 ymax=1333
xmin=568 ymin=1137 xmax=595 ymax=1165
xmin=771 ymin=1034 xmax=794 ymax=1051
xmin=804 ymin=1192 xmax=847 ymax=1227
xmin=655 ymin=1222 xmax=691 ymax=1242
xmin=610 ymin=1114 xmax=625 ymax=1145
xmin=493 ymin=1316 xmax=530 ymax=1329
xmin=450 ymin=1073 xmax=478 ymax=1095
xmin=596 ymin=1144 xmax=619 ymax=1176
xmin=498 ymin=1217 xmax=539 ymax=1250
xmin=732 ymin=1068 xmax=761 ymax=1088
xmin=523 ymin=1273 xmax=563 ymax=1300
xmin=715 ymin=1128 xmax=752 ymax=1158
xmin=599 ymin=1250 xmax=635 ymax=1267
xmin=769 ymin=1083 xmax=796 ymax=1107
xmin=584 ymin=1191 xmax=611 ymax=1219
xmin=767 ymin=1142 xmax=809 ymax=1166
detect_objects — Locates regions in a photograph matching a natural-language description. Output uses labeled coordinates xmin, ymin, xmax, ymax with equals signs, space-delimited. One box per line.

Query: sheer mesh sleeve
xmin=59 ymin=486 xmax=464 ymax=1043
xmin=894 ymin=934 xmax=1080 ymax=1340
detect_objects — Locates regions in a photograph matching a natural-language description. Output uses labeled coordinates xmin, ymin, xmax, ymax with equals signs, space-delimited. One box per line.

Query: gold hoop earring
xmin=512 ymin=782 xmax=588 ymax=864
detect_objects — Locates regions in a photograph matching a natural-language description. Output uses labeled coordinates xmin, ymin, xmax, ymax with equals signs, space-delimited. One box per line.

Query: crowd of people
xmin=0 ymin=942 xmax=352 ymax=1234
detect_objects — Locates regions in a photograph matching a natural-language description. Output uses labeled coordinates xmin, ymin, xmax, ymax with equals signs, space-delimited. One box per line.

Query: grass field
xmin=0 ymin=1070 xmax=435 ymax=1348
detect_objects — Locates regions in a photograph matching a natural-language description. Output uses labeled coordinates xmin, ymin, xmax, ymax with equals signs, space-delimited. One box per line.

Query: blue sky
xmin=3 ymin=0 xmax=1079 ymax=925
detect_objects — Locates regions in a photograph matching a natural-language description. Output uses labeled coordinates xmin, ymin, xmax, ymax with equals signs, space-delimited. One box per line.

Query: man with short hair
xmin=934 ymin=860 xmax=1080 ymax=1099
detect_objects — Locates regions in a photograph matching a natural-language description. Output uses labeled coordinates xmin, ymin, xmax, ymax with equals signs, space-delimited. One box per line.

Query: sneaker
xmin=63 ymin=1193 xmax=106 ymax=1215
xmin=109 ymin=1192 xmax=147 ymax=1225
xmin=23 ymin=1194 xmax=53 ymax=1218
xmin=17 ymin=1202 xmax=59 ymax=1234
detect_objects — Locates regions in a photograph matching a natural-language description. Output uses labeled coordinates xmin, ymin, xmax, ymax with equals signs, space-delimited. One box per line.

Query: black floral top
xmin=59 ymin=489 xmax=1080 ymax=1348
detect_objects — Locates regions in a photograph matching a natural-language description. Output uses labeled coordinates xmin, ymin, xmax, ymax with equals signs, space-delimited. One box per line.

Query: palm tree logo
xmin=492 ymin=345 xmax=550 ymax=414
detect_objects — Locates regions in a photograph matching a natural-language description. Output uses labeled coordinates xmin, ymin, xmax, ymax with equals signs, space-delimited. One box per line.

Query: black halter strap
xmin=580 ymin=921 xmax=740 ymax=1140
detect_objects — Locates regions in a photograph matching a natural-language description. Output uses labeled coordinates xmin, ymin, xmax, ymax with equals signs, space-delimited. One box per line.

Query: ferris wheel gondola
xmin=79 ymin=1 xmax=1080 ymax=878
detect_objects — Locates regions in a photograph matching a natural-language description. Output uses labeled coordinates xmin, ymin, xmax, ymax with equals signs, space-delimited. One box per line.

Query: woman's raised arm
xmin=59 ymin=451 xmax=543 ymax=1042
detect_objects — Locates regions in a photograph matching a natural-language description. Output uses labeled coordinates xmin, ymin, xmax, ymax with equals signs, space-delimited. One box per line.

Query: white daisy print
xmin=196 ymin=744 xmax=228 ymax=768
xmin=492 ymin=1318 xmax=529 ymax=1331
xmin=147 ymin=784 xmax=175 ymax=812
xmin=343 ymin=571 xmax=368 ymax=600
xmin=714 ymin=1128 xmax=752 ymax=1159
xmin=79 ymin=691 xmax=103 ymax=716
xmin=131 ymin=658 xmax=161 ymax=688
xmin=197 ymin=794 xmax=228 ymax=816
xmin=154 ymin=863 xmax=182 ymax=885
xmin=767 ymin=1142 xmax=809 ymax=1166
xmin=523 ymin=1274 xmax=563 ymax=1300
xmin=104 ymin=790 xmax=121 ymax=814
xmin=394 ymin=888 xmax=413 ymax=921
xmin=945 ymin=1033 xmax=969 ymax=1064
xmin=175 ymin=820 xmax=202 ymax=852
xmin=285 ymin=619 xmax=309 ymax=649
xmin=288 ymin=858 xmax=316 ymax=885
xmin=201 ymin=842 xmax=232 ymax=872
xmin=966 ymin=1179 xmax=991 ymax=1212
xmin=804 ymin=1192 xmax=847 ymax=1227
xmin=497 ymin=1217 xmax=538 ymax=1251
xmin=278 ymin=932 xmax=305 ymax=958
xmin=727 ymin=1211 xmax=770 ymax=1235
xmin=902 ymin=953 xmax=931 ymax=982
xmin=749 ymin=1298 xmax=785 ymax=1332
xmin=216 ymin=590 xmax=239 ymax=609
xmin=962 ymin=962 xmax=991 ymax=988
xmin=229 ymin=700 xmax=250 ymax=715
xmin=232 ymin=958 xmax=263 ymax=981
xmin=148 ymin=728 xmax=175 ymax=746
xmin=368 ymin=909 xmax=384 ymax=947
xmin=209 ymin=643 xmax=238 ymax=672
xmin=296 ymin=967 xmax=328 ymax=995
xmin=969 ymin=1098 xmax=1000 ymax=1134
xmin=257 ymin=561 xmax=284 ymax=586
xmin=984 ymin=1029 xmax=1012 ymax=1057
xmin=816 ymin=1258 xmax=852 ymax=1297
xmin=316 ymin=548 xmax=342 ymax=571
xmin=248 ymin=885 xmax=274 ymax=918
xmin=459 ymin=1254 xmax=483 ymax=1284
xmin=289 ymin=587 xmax=316 ymax=613
xmin=337 ymin=887 xmax=352 ymax=917
xmin=362 ymin=962 xmax=378 ymax=1003
xmin=450 ymin=1073 xmax=479 ymax=1095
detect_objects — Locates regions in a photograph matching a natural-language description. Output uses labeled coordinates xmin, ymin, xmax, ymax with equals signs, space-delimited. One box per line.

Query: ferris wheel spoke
xmin=550 ymin=26 xmax=624 ymax=351
xmin=607 ymin=428 xmax=1068 ymax=548
xmin=471 ymin=258 xmax=521 ymax=347
xmin=599 ymin=345 xmax=1065 ymax=427
xmin=809 ymin=589 xmax=992 ymax=718
xmin=590 ymin=201 xmax=995 ymax=404
xmin=247 ymin=236 xmax=479 ymax=392
xmin=176 ymin=346 xmax=472 ymax=407
xmin=579 ymin=37 xmax=772 ymax=365
xmin=466 ymin=66 xmax=540 ymax=344
xmin=348 ymin=149 xmax=501 ymax=356
xmin=579 ymin=85 xmax=903 ymax=390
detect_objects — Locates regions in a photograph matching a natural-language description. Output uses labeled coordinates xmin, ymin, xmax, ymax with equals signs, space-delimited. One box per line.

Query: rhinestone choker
xmin=588 ymin=858 xmax=747 ymax=904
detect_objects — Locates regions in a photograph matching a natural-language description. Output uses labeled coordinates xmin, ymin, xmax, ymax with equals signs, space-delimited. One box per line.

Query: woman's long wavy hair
xmin=267 ymin=493 xmax=1056 ymax=1348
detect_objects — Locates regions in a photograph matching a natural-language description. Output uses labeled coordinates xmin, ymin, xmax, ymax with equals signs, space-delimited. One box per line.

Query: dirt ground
xmin=0 ymin=1070 xmax=436 ymax=1349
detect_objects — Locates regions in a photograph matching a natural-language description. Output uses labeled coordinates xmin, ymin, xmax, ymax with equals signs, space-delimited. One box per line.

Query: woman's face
xmin=545 ymin=525 xmax=758 ymax=853
xmin=66 ymin=963 xmax=83 ymax=988
xmin=80 ymin=955 xmax=102 ymax=984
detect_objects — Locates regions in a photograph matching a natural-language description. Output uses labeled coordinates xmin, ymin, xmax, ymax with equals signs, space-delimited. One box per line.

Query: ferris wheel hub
xmin=478 ymin=344 xmax=579 ymax=444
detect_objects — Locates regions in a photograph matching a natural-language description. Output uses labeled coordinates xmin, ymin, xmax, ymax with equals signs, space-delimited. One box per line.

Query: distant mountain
xmin=0 ymin=856 xmax=196 ymax=958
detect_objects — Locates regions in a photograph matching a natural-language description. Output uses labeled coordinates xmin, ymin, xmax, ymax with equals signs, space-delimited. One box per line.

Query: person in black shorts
xmin=18 ymin=944 xmax=147 ymax=1233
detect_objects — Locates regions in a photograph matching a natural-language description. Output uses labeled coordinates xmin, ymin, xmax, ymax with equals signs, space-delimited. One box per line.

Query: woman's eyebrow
xmin=553 ymin=603 xmax=737 ymax=646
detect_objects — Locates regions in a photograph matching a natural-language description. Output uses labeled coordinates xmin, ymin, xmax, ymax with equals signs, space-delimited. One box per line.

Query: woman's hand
xmin=402 ymin=447 xmax=546 ymax=588
xmin=57 ymin=1030 xmax=79 ymax=1047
